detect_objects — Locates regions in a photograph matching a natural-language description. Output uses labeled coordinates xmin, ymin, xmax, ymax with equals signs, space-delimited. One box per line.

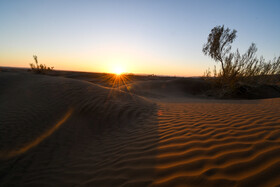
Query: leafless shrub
xmin=29 ymin=55 xmax=54 ymax=74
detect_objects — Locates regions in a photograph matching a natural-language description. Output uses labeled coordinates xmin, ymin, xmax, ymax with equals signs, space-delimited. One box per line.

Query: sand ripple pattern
xmin=153 ymin=100 xmax=280 ymax=187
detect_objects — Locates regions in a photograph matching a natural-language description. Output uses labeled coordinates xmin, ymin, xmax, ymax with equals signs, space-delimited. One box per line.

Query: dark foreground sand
xmin=0 ymin=70 xmax=280 ymax=186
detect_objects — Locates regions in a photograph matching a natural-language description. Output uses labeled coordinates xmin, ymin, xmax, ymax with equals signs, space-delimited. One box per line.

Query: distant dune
xmin=1 ymin=70 xmax=280 ymax=186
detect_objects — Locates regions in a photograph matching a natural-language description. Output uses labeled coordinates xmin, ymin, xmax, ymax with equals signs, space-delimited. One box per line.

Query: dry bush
xmin=203 ymin=26 xmax=280 ymax=89
xmin=29 ymin=55 xmax=54 ymax=74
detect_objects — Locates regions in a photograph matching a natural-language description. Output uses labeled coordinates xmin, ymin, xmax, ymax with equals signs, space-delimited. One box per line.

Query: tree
xmin=202 ymin=25 xmax=237 ymax=76
xmin=202 ymin=25 xmax=280 ymax=87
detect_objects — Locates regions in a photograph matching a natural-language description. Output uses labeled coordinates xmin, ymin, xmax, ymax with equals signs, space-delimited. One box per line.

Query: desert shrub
xmin=29 ymin=55 xmax=54 ymax=74
xmin=203 ymin=25 xmax=280 ymax=89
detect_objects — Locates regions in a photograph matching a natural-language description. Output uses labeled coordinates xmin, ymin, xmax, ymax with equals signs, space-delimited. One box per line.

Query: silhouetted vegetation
xmin=29 ymin=55 xmax=54 ymax=74
xmin=203 ymin=25 xmax=280 ymax=89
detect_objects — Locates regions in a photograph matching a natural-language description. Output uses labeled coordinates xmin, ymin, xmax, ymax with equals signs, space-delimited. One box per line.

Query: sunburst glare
xmin=101 ymin=69 xmax=134 ymax=100
xmin=113 ymin=66 xmax=125 ymax=75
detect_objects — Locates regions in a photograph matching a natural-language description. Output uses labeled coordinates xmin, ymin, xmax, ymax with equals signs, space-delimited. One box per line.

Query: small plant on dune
xmin=29 ymin=55 xmax=54 ymax=74
xmin=203 ymin=25 xmax=280 ymax=89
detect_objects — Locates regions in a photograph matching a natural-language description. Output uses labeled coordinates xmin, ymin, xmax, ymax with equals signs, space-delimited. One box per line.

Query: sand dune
xmin=1 ymin=71 xmax=280 ymax=186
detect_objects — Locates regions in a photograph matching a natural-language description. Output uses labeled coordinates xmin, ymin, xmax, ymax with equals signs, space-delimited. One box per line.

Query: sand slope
xmin=0 ymin=72 xmax=158 ymax=186
xmin=1 ymin=72 xmax=280 ymax=186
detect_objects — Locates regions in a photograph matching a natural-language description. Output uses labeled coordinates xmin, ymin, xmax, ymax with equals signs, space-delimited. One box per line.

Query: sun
xmin=113 ymin=66 xmax=125 ymax=75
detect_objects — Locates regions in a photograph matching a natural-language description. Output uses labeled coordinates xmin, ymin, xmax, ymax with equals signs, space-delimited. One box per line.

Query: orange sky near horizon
xmin=0 ymin=53 xmax=204 ymax=77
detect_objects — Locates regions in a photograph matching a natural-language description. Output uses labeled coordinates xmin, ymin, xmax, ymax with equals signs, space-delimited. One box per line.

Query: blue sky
xmin=0 ymin=0 xmax=279 ymax=76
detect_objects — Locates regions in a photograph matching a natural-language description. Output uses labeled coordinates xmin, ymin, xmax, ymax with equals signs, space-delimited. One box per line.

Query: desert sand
xmin=1 ymin=69 xmax=280 ymax=186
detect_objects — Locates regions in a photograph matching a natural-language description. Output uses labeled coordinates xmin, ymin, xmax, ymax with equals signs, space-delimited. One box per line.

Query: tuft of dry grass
xmin=29 ymin=55 xmax=54 ymax=74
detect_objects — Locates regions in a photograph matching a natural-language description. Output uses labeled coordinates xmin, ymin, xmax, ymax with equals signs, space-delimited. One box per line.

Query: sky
xmin=0 ymin=0 xmax=280 ymax=76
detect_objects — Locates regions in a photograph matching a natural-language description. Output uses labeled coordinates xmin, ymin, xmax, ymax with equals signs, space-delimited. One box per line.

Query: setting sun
xmin=113 ymin=66 xmax=125 ymax=75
